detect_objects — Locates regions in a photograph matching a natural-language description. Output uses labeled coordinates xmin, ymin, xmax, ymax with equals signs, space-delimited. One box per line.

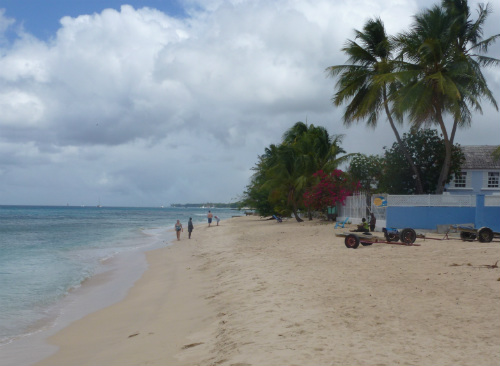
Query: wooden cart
xmin=336 ymin=227 xmax=420 ymax=249
xmin=455 ymin=225 xmax=500 ymax=243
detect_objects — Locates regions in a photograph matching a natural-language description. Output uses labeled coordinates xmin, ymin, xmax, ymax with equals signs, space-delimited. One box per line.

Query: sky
xmin=0 ymin=0 xmax=499 ymax=207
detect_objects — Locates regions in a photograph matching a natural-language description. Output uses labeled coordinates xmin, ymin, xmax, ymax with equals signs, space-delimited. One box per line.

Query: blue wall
xmin=387 ymin=195 xmax=500 ymax=232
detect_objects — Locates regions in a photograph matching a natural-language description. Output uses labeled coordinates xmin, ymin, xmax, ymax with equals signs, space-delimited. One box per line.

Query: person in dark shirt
xmin=187 ymin=217 xmax=194 ymax=239
xmin=370 ymin=213 xmax=376 ymax=232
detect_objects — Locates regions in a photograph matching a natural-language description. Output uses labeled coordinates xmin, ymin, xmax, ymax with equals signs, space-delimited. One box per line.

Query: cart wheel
xmin=385 ymin=232 xmax=399 ymax=242
xmin=345 ymin=234 xmax=360 ymax=249
xmin=477 ymin=227 xmax=494 ymax=243
xmin=400 ymin=228 xmax=417 ymax=245
xmin=460 ymin=231 xmax=476 ymax=242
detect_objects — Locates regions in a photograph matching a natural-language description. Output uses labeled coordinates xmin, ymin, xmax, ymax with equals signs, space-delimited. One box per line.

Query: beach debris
xmin=181 ymin=342 xmax=204 ymax=349
xmin=449 ymin=260 xmax=498 ymax=269
xmin=478 ymin=260 xmax=499 ymax=269
xmin=128 ymin=332 xmax=140 ymax=338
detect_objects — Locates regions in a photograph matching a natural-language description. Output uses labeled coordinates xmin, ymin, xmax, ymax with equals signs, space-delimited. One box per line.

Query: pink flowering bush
xmin=303 ymin=170 xmax=359 ymax=211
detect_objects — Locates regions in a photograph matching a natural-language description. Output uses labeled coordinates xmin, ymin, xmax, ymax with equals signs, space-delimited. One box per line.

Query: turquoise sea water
xmin=0 ymin=205 xmax=236 ymax=346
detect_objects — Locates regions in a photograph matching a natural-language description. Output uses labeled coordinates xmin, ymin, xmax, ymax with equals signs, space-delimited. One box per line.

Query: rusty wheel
xmin=345 ymin=234 xmax=360 ymax=249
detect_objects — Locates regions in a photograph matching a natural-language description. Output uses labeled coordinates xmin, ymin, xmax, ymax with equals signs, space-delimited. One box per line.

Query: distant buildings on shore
xmin=170 ymin=203 xmax=240 ymax=209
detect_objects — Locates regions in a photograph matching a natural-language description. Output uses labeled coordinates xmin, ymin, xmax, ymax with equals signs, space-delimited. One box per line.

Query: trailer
xmin=336 ymin=227 xmax=420 ymax=249
xmin=455 ymin=225 xmax=500 ymax=243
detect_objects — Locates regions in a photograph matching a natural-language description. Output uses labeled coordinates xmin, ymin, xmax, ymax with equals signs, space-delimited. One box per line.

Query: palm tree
xmin=327 ymin=18 xmax=425 ymax=194
xmin=394 ymin=1 xmax=499 ymax=193
xmin=283 ymin=122 xmax=348 ymax=175
xmin=442 ymin=0 xmax=499 ymax=144
xmin=244 ymin=122 xmax=351 ymax=221
xmin=242 ymin=145 xmax=280 ymax=216
xmin=266 ymin=122 xmax=349 ymax=222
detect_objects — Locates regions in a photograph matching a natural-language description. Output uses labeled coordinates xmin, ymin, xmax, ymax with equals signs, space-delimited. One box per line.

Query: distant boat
xmin=97 ymin=197 xmax=102 ymax=208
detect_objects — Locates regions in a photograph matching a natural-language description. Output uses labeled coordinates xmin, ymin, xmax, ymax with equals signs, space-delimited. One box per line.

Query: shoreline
xmin=31 ymin=217 xmax=500 ymax=365
xmin=34 ymin=224 xmax=213 ymax=366
xmin=1 ymin=231 xmax=172 ymax=366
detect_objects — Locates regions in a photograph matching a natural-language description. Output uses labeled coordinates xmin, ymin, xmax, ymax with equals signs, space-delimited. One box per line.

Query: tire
xmin=477 ymin=227 xmax=494 ymax=243
xmin=400 ymin=228 xmax=417 ymax=245
xmin=460 ymin=231 xmax=476 ymax=242
xmin=384 ymin=232 xmax=399 ymax=242
xmin=345 ymin=234 xmax=360 ymax=249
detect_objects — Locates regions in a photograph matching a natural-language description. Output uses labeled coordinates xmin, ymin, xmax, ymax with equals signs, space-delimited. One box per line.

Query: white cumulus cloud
xmin=0 ymin=0 xmax=498 ymax=206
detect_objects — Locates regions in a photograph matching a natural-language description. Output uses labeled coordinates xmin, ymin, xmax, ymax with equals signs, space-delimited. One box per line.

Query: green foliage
xmin=244 ymin=0 xmax=498 ymax=207
xmin=393 ymin=0 xmax=499 ymax=192
xmin=326 ymin=17 xmax=398 ymax=127
xmin=326 ymin=17 xmax=425 ymax=193
xmin=347 ymin=154 xmax=384 ymax=193
xmin=379 ymin=129 xmax=465 ymax=194
xmin=241 ymin=122 xmax=348 ymax=221
xmin=329 ymin=1 xmax=499 ymax=194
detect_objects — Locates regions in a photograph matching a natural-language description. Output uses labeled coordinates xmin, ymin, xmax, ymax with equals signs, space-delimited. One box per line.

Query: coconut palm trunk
xmin=435 ymin=113 xmax=453 ymax=193
xmin=382 ymin=87 xmax=424 ymax=193
xmin=288 ymin=187 xmax=303 ymax=222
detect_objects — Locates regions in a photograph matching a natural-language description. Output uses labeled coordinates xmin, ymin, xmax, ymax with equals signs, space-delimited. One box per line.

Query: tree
xmin=242 ymin=122 xmax=349 ymax=221
xmin=394 ymin=1 xmax=499 ymax=193
xmin=379 ymin=129 xmax=465 ymax=194
xmin=267 ymin=142 xmax=306 ymax=221
xmin=241 ymin=158 xmax=276 ymax=217
xmin=268 ymin=122 xmax=349 ymax=222
xmin=303 ymin=170 xmax=359 ymax=213
xmin=326 ymin=18 xmax=425 ymax=194
xmin=442 ymin=0 xmax=499 ymax=144
xmin=347 ymin=154 xmax=384 ymax=193
xmin=282 ymin=122 xmax=349 ymax=174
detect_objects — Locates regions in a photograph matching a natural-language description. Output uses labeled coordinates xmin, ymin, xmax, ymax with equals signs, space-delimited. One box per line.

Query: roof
xmin=461 ymin=145 xmax=500 ymax=170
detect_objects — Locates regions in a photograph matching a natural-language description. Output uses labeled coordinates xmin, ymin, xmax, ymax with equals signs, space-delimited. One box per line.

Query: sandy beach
xmin=35 ymin=216 xmax=500 ymax=366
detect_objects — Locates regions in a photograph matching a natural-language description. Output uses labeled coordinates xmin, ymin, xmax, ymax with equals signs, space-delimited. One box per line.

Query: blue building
xmin=339 ymin=146 xmax=500 ymax=232
xmin=446 ymin=145 xmax=500 ymax=196
xmin=385 ymin=146 xmax=500 ymax=232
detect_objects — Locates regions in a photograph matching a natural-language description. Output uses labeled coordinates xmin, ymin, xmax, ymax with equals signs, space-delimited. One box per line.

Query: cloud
xmin=0 ymin=0 xmax=498 ymax=206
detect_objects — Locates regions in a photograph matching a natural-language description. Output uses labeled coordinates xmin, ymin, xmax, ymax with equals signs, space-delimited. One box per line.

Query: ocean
xmin=0 ymin=205 xmax=237 ymax=351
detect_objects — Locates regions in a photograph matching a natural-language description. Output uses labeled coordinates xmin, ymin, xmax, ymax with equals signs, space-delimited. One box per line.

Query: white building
xmin=446 ymin=145 xmax=500 ymax=195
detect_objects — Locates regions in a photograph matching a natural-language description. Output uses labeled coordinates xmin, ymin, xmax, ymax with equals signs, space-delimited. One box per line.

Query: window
xmin=454 ymin=172 xmax=467 ymax=188
xmin=487 ymin=172 xmax=499 ymax=188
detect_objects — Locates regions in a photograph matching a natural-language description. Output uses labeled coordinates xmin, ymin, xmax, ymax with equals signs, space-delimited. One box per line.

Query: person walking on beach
xmin=188 ymin=217 xmax=194 ymax=239
xmin=175 ymin=220 xmax=183 ymax=240
xmin=214 ymin=215 xmax=220 ymax=226
xmin=207 ymin=211 xmax=213 ymax=227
